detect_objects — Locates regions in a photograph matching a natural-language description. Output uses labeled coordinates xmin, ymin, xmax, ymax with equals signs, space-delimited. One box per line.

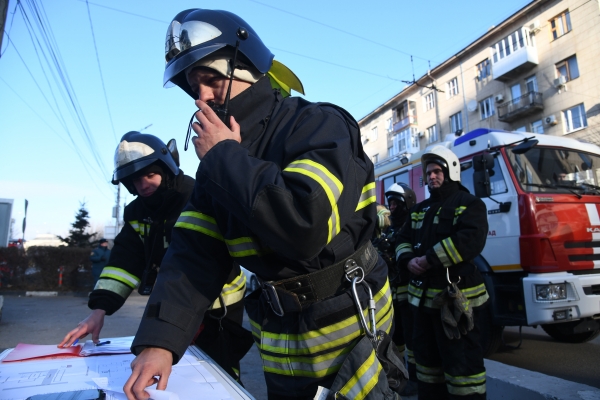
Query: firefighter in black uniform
xmin=124 ymin=8 xmax=394 ymax=400
xmin=381 ymin=183 xmax=419 ymax=396
xmin=396 ymin=146 xmax=489 ymax=399
xmin=59 ymin=132 xmax=249 ymax=381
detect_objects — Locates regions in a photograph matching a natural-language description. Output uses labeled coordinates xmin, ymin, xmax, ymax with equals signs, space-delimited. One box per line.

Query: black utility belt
xmin=261 ymin=241 xmax=378 ymax=316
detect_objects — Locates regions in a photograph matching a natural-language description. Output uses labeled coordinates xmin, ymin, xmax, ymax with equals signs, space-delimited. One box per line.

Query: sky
xmin=0 ymin=0 xmax=531 ymax=241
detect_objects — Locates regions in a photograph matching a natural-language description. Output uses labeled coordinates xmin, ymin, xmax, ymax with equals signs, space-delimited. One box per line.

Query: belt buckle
xmin=263 ymin=282 xmax=285 ymax=317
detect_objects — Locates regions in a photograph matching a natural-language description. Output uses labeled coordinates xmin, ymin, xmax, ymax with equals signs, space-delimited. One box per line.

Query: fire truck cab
xmin=375 ymin=128 xmax=600 ymax=354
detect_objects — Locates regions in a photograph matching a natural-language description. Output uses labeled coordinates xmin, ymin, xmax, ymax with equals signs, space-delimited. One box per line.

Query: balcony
xmin=491 ymin=28 xmax=538 ymax=82
xmin=393 ymin=115 xmax=417 ymax=132
xmin=497 ymin=91 xmax=544 ymax=122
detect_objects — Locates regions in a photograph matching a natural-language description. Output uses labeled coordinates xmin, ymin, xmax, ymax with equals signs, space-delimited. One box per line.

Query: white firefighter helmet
xmin=422 ymin=145 xmax=461 ymax=182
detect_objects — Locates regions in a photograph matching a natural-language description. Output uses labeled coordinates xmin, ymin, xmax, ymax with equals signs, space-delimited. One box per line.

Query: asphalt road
xmin=488 ymin=325 xmax=600 ymax=389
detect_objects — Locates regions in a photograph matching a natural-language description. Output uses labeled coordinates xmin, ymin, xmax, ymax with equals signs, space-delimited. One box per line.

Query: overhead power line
xmin=85 ymin=0 xmax=117 ymax=143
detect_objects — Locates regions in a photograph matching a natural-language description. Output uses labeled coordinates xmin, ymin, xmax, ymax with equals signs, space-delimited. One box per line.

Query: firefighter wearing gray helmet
xmin=125 ymin=7 xmax=401 ymax=400
xmin=396 ymin=145 xmax=490 ymax=399
xmin=60 ymin=132 xmax=250 ymax=384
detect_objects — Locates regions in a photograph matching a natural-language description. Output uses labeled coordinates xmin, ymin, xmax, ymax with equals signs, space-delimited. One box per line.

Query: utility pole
xmin=0 ymin=0 xmax=8 ymax=58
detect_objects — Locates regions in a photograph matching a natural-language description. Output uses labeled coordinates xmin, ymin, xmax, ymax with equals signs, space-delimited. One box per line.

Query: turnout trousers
xmin=244 ymin=258 xmax=393 ymax=400
xmin=412 ymin=306 xmax=486 ymax=400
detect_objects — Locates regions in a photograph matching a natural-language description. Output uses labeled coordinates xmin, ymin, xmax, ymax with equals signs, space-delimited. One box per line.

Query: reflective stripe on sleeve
xmin=209 ymin=271 xmax=246 ymax=310
xmin=355 ymin=182 xmax=376 ymax=211
xmin=284 ymin=159 xmax=343 ymax=243
xmin=395 ymin=243 xmax=413 ymax=260
xmin=174 ymin=211 xmax=223 ymax=240
xmin=94 ymin=278 xmax=134 ymax=299
xmin=99 ymin=266 xmax=140 ymax=289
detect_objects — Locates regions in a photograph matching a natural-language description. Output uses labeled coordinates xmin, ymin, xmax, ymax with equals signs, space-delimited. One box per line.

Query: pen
xmin=95 ymin=341 xmax=111 ymax=346
xmin=72 ymin=339 xmax=79 ymax=346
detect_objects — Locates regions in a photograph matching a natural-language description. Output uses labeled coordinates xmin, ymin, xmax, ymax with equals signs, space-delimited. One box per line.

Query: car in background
xmin=241 ymin=266 xmax=260 ymax=296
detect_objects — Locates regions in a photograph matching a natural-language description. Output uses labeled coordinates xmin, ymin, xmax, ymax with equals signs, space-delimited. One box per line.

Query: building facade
xmin=359 ymin=0 xmax=600 ymax=167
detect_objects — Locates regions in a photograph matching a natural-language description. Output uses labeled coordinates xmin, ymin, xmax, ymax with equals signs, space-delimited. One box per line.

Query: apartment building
xmin=359 ymin=0 xmax=600 ymax=166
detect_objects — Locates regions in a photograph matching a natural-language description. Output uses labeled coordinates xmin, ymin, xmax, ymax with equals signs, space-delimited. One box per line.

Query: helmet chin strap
xmin=212 ymin=27 xmax=249 ymax=127
xmin=184 ymin=27 xmax=249 ymax=151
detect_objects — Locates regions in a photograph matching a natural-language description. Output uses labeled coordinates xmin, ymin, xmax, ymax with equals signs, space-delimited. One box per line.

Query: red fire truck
xmin=375 ymin=128 xmax=600 ymax=355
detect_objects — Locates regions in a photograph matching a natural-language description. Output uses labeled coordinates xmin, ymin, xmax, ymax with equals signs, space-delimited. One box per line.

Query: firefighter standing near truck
xmin=380 ymin=183 xmax=419 ymax=396
xmin=59 ymin=132 xmax=250 ymax=382
xmin=396 ymin=145 xmax=489 ymax=399
xmin=123 ymin=8 xmax=398 ymax=400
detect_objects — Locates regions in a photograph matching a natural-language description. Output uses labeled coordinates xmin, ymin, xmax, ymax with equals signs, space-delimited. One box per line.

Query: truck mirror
xmin=473 ymin=170 xmax=491 ymax=198
xmin=473 ymin=153 xmax=495 ymax=172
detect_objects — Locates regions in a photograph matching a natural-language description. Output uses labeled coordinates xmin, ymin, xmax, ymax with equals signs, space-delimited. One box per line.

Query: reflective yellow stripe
xmin=176 ymin=213 xmax=269 ymax=258
xmin=175 ymin=211 xmax=223 ymax=240
xmin=209 ymin=271 xmax=246 ymax=309
xmin=355 ymin=182 xmax=376 ymax=211
xmin=250 ymin=280 xmax=394 ymax=377
xmin=442 ymin=237 xmax=463 ymax=264
xmin=99 ymin=266 xmax=140 ymax=289
xmin=284 ymin=159 xmax=343 ymax=243
xmin=434 ymin=242 xmax=452 ymax=267
xmin=339 ymin=349 xmax=382 ymax=400
xmin=129 ymin=220 xmax=150 ymax=241
xmin=453 ymin=206 xmax=466 ymax=224
xmin=409 ymin=283 xmax=489 ymax=309
xmin=416 ymin=363 xmax=445 ymax=384
xmin=446 ymin=371 xmax=486 ymax=396
xmin=94 ymin=278 xmax=133 ymax=299
xmin=395 ymin=243 xmax=413 ymax=260
xmin=411 ymin=211 xmax=426 ymax=229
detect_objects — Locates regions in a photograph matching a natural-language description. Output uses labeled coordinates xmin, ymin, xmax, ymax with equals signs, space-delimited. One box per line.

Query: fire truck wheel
xmin=541 ymin=319 xmax=600 ymax=343
xmin=478 ymin=306 xmax=504 ymax=357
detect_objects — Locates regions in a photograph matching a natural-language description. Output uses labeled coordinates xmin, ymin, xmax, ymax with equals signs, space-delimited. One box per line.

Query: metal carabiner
xmin=446 ymin=268 xmax=462 ymax=285
xmin=351 ymin=274 xmax=377 ymax=339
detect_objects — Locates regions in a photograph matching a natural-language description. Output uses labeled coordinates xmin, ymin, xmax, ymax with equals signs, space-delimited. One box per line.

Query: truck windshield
xmin=506 ymin=146 xmax=600 ymax=194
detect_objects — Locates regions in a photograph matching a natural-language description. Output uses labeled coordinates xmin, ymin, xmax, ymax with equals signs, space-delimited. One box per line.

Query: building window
xmin=388 ymin=147 xmax=394 ymax=158
xmin=424 ymin=92 xmax=435 ymax=111
xmin=449 ymin=112 xmax=462 ymax=134
xmin=371 ymin=126 xmax=378 ymax=141
xmin=525 ymin=75 xmax=538 ymax=93
xmin=386 ymin=117 xmax=393 ymax=133
xmin=556 ymin=55 xmax=580 ymax=82
xmin=427 ymin=125 xmax=438 ymax=144
xmin=446 ymin=78 xmax=459 ymax=97
xmin=479 ymin=97 xmax=495 ymax=119
xmin=514 ymin=126 xmax=527 ymax=132
xmin=563 ymin=103 xmax=587 ymax=133
xmin=477 ymin=59 xmax=491 ymax=80
xmin=531 ymin=119 xmax=544 ymax=134
xmin=550 ymin=10 xmax=572 ymax=40
xmin=372 ymin=154 xmax=379 ymax=164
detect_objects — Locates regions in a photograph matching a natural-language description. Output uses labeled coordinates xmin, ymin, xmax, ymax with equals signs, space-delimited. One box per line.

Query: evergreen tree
xmin=58 ymin=202 xmax=97 ymax=248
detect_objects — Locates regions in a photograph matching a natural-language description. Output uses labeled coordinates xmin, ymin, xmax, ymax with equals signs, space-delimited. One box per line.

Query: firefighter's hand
xmin=191 ymin=100 xmax=241 ymax=160
xmin=407 ymin=256 xmax=430 ymax=275
xmin=124 ymin=347 xmax=173 ymax=400
xmin=58 ymin=309 xmax=106 ymax=347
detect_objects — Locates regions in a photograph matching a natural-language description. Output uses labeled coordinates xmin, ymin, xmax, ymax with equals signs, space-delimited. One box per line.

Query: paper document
xmin=0 ymin=348 xmax=235 ymax=400
xmin=79 ymin=337 xmax=132 ymax=356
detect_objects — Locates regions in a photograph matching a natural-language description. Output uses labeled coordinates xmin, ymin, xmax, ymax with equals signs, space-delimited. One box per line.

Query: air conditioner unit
xmin=495 ymin=94 xmax=504 ymax=103
xmin=545 ymin=115 xmax=558 ymax=126
xmin=554 ymin=76 xmax=567 ymax=88
xmin=417 ymin=131 xmax=424 ymax=138
xmin=528 ymin=20 xmax=541 ymax=33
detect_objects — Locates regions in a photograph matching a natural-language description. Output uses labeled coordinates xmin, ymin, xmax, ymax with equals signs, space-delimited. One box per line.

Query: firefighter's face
xmin=426 ymin=163 xmax=445 ymax=190
xmin=186 ymin=67 xmax=251 ymax=105
xmin=133 ymin=172 xmax=162 ymax=197
xmin=389 ymin=199 xmax=399 ymax=213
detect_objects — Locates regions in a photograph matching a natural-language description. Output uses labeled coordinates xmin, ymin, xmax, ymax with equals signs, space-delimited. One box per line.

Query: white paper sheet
xmin=0 ymin=348 xmax=233 ymax=400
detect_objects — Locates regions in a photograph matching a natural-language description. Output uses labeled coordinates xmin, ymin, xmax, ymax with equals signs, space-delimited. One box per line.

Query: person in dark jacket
xmin=396 ymin=145 xmax=489 ymax=399
xmin=124 ymin=8 xmax=394 ymax=400
xmin=90 ymin=238 xmax=110 ymax=285
xmin=59 ymin=132 xmax=250 ymax=382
